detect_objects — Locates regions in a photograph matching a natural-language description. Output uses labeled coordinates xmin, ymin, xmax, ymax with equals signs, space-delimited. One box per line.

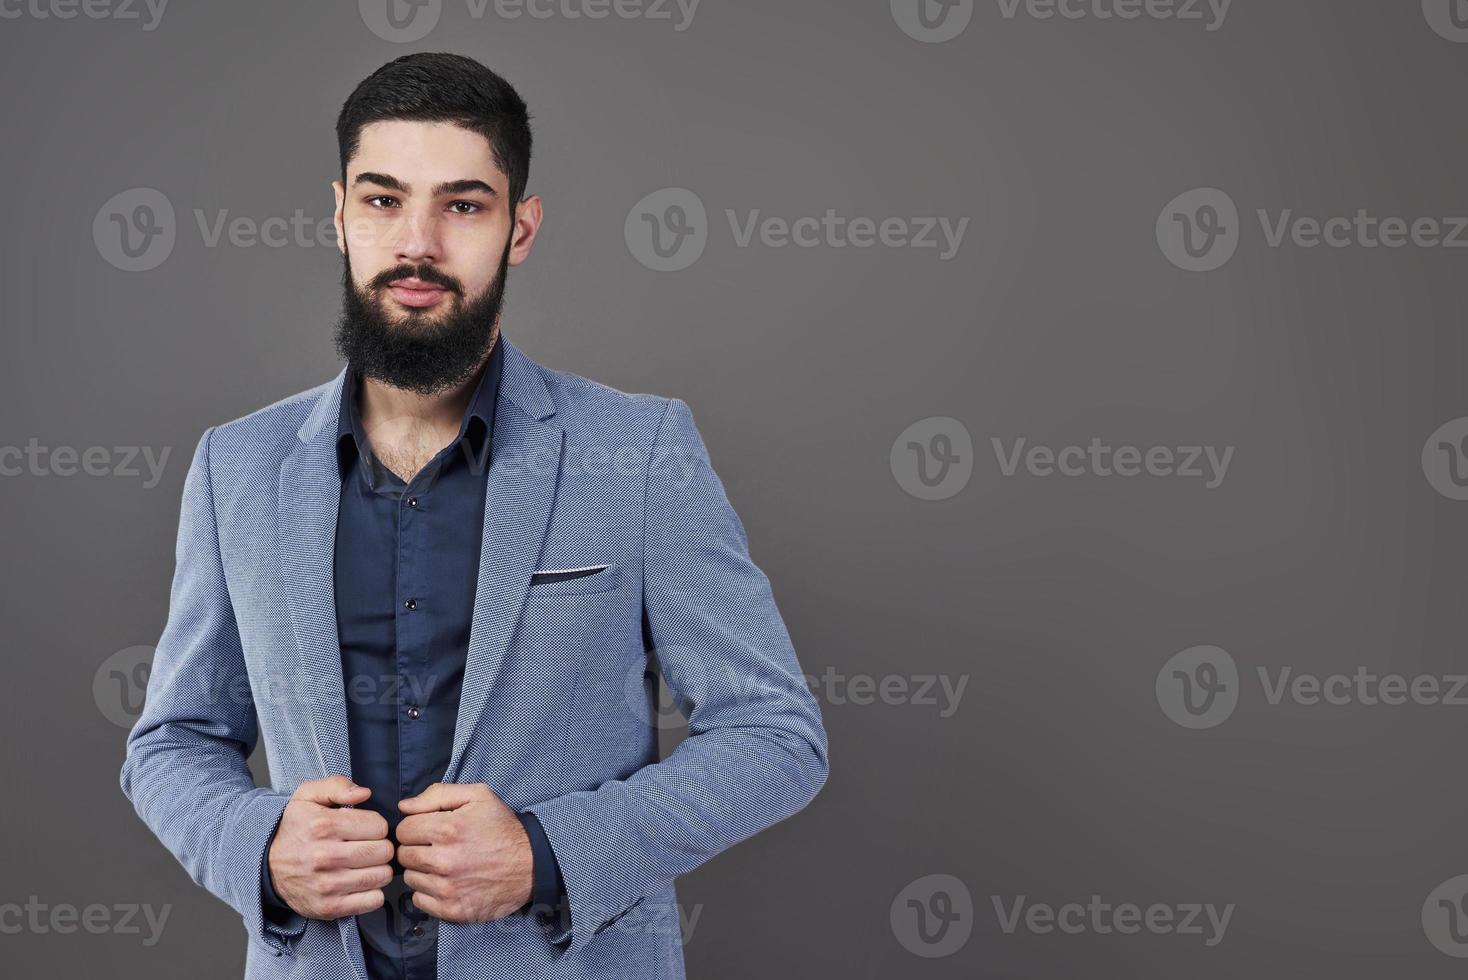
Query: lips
xmin=387 ymin=277 xmax=450 ymax=308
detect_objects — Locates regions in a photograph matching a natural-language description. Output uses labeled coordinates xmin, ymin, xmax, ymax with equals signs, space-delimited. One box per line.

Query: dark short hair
xmin=336 ymin=52 xmax=534 ymax=206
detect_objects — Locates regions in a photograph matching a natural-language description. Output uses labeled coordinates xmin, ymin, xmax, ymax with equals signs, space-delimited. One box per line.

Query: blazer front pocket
xmin=527 ymin=562 xmax=622 ymax=596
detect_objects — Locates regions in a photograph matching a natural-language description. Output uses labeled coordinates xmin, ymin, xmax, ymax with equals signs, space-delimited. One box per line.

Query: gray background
xmin=3 ymin=0 xmax=1467 ymax=976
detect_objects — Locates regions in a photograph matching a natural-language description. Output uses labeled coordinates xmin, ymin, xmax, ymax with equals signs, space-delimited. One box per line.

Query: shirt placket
xmin=393 ymin=455 xmax=446 ymax=979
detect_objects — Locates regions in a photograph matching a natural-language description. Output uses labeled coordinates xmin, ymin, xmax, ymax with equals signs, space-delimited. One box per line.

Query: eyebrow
xmin=353 ymin=172 xmax=498 ymax=198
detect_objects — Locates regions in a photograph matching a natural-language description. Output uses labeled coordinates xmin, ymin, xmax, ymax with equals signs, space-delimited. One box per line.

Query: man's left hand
xmin=396 ymin=782 xmax=533 ymax=922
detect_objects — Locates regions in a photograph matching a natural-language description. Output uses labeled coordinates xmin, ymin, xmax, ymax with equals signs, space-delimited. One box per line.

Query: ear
xmin=331 ymin=179 xmax=347 ymax=257
xmin=507 ymin=193 xmax=544 ymax=269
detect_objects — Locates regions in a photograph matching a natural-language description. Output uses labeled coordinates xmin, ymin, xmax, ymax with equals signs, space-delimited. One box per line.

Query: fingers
xmin=330 ymin=806 xmax=391 ymax=842
xmin=314 ymin=838 xmax=396 ymax=872
xmin=321 ymin=888 xmax=388 ymax=920
xmin=395 ymin=811 xmax=455 ymax=846
xmin=293 ymin=775 xmax=372 ymax=808
xmin=407 ymin=889 xmax=510 ymax=924
xmin=402 ymin=869 xmax=449 ymax=900
xmin=398 ymin=782 xmax=491 ymax=814
xmin=294 ymin=796 xmax=388 ymax=845
xmin=406 ymin=890 xmax=459 ymax=922
xmin=287 ymin=862 xmax=391 ymax=920
xmin=396 ymin=844 xmax=443 ymax=876
xmin=408 ymin=890 xmax=447 ymax=920
xmin=301 ymin=808 xmax=389 ymax=845
xmin=317 ymin=864 xmax=395 ymax=898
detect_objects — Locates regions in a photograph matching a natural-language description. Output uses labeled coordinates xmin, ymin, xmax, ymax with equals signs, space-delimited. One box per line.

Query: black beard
xmin=332 ymin=240 xmax=510 ymax=395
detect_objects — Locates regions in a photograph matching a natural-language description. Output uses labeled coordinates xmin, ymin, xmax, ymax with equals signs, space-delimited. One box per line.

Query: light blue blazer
xmin=120 ymin=333 xmax=829 ymax=979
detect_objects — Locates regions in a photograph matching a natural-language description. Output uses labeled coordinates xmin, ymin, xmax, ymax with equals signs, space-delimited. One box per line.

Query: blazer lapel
xmin=277 ymin=365 xmax=353 ymax=780
xmin=445 ymin=336 xmax=563 ymax=783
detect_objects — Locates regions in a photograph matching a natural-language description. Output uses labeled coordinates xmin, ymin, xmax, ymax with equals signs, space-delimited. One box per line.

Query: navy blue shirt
xmin=261 ymin=337 xmax=565 ymax=976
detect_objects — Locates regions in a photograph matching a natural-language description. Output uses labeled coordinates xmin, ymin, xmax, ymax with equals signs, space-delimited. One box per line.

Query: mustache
xmin=368 ymin=264 xmax=463 ymax=295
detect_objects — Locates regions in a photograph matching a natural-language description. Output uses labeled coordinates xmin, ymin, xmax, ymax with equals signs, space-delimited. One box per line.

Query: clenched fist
xmin=397 ymin=782 xmax=534 ymax=922
xmin=266 ymin=775 xmax=396 ymax=920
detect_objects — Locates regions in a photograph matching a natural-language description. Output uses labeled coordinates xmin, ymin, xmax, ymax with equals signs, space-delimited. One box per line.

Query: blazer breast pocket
xmin=527 ymin=562 xmax=622 ymax=596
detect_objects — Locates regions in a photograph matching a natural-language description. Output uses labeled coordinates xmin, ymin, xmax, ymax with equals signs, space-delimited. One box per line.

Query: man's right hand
xmin=266 ymin=776 xmax=394 ymax=920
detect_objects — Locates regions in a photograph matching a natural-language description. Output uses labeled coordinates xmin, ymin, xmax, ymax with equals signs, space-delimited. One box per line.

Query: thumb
xmin=295 ymin=775 xmax=371 ymax=807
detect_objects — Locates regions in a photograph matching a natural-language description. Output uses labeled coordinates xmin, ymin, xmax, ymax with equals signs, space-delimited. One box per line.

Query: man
xmin=120 ymin=52 xmax=828 ymax=980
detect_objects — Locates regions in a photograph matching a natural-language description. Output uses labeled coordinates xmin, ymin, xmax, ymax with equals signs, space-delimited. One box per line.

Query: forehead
xmin=349 ymin=120 xmax=506 ymax=191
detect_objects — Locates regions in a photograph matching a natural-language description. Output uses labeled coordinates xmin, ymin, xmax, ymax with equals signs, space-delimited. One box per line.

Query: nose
xmin=394 ymin=206 xmax=442 ymax=266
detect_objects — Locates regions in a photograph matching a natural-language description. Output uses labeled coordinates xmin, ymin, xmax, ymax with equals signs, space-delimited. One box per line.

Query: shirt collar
xmin=335 ymin=334 xmax=504 ymax=479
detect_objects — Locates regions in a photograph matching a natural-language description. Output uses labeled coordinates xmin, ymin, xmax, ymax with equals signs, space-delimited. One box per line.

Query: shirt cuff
xmin=262 ymin=864 xmax=289 ymax=912
xmin=260 ymin=820 xmax=297 ymax=924
xmin=516 ymin=809 xmax=565 ymax=916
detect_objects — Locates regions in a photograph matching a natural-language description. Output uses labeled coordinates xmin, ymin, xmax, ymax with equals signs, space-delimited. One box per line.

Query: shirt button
xmin=411 ymin=925 xmax=425 ymax=938
xmin=407 ymin=706 xmax=421 ymax=720
xmin=407 ymin=496 xmax=418 ymax=508
xmin=404 ymin=598 xmax=417 ymax=610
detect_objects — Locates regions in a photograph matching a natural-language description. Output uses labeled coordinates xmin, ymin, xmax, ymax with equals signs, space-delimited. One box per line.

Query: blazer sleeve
xmin=525 ymin=397 xmax=830 ymax=957
xmin=119 ymin=426 xmax=308 ymax=956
